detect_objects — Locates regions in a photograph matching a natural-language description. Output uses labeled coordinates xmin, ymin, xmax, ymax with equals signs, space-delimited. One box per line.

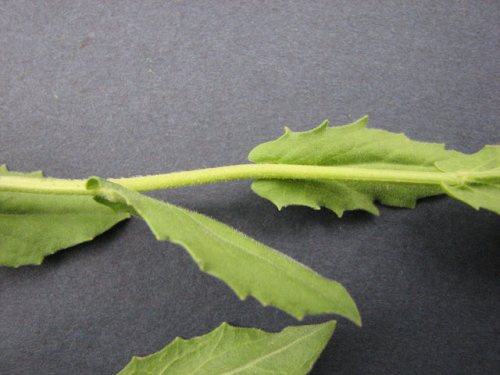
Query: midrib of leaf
xmin=170 ymin=207 xmax=335 ymax=304
xmin=154 ymin=315 xmax=230 ymax=375
xmin=218 ymin=324 xmax=326 ymax=375
xmin=186 ymin=336 xmax=275 ymax=375
xmin=156 ymin=340 xmax=216 ymax=375
xmin=186 ymin=326 xmax=226 ymax=374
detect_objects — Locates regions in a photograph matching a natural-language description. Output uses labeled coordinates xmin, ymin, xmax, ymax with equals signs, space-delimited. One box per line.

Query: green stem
xmin=0 ymin=164 xmax=495 ymax=195
xmin=112 ymin=164 xmax=463 ymax=190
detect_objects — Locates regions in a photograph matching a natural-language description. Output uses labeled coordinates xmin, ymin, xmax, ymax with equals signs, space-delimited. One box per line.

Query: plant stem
xmin=0 ymin=164 xmax=495 ymax=195
xmin=112 ymin=164 xmax=462 ymax=190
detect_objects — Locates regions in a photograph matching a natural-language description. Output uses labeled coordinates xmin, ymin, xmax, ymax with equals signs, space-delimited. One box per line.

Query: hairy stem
xmin=1 ymin=164 xmax=495 ymax=195
xmin=113 ymin=164 xmax=463 ymax=190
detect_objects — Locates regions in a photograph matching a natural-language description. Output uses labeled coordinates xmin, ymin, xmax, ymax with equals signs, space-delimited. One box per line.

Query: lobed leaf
xmin=0 ymin=165 xmax=129 ymax=267
xmin=117 ymin=321 xmax=336 ymax=375
xmin=248 ymin=117 xmax=499 ymax=215
xmin=87 ymin=177 xmax=361 ymax=324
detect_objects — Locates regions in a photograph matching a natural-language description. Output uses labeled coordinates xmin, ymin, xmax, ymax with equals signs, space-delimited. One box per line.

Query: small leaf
xmin=87 ymin=177 xmax=361 ymax=324
xmin=117 ymin=321 xmax=336 ymax=375
xmin=436 ymin=146 xmax=500 ymax=214
xmin=0 ymin=166 xmax=129 ymax=267
xmin=248 ymin=117 xmax=459 ymax=216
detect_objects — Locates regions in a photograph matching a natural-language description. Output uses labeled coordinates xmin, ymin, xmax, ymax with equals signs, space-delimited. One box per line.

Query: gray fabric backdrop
xmin=1 ymin=1 xmax=499 ymax=374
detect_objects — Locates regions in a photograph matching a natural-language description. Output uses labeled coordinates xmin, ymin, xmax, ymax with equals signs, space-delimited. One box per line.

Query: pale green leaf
xmin=0 ymin=166 xmax=129 ymax=267
xmin=117 ymin=321 xmax=336 ymax=375
xmin=436 ymin=146 xmax=500 ymax=214
xmin=248 ymin=116 xmax=493 ymax=216
xmin=87 ymin=177 xmax=361 ymax=324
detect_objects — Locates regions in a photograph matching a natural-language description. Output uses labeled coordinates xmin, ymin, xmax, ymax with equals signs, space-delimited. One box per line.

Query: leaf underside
xmin=0 ymin=165 xmax=129 ymax=267
xmin=436 ymin=146 xmax=500 ymax=215
xmin=88 ymin=177 xmax=361 ymax=324
xmin=117 ymin=321 xmax=336 ymax=375
xmin=249 ymin=116 xmax=500 ymax=216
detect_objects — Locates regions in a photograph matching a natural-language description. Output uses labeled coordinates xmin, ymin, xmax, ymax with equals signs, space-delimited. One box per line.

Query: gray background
xmin=1 ymin=1 xmax=499 ymax=374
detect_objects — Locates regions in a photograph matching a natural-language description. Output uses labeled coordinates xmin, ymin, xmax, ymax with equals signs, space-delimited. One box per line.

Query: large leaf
xmin=87 ymin=177 xmax=361 ymax=324
xmin=0 ymin=165 xmax=129 ymax=267
xmin=436 ymin=146 xmax=500 ymax=214
xmin=248 ymin=116 xmax=500 ymax=215
xmin=118 ymin=321 xmax=336 ymax=375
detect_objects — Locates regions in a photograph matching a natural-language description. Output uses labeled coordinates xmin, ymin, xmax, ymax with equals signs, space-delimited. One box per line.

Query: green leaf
xmin=0 ymin=165 xmax=129 ymax=267
xmin=87 ymin=177 xmax=361 ymax=324
xmin=117 ymin=321 xmax=336 ymax=375
xmin=436 ymin=146 xmax=500 ymax=214
xmin=248 ymin=116 xmax=491 ymax=216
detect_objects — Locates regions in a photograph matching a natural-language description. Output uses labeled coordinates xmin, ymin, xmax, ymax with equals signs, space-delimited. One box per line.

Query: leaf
xmin=248 ymin=116 xmax=484 ymax=216
xmin=436 ymin=146 xmax=500 ymax=214
xmin=87 ymin=177 xmax=361 ymax=324
xmin=117 ymin=321 xmax=336 ymax=375
xmin=0 ymin=165 xmax=129 ymax=267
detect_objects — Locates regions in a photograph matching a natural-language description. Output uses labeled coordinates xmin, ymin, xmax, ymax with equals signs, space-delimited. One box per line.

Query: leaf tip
xmin=355 ymin=315 xmax=363 ymax=327
xmin=325 ymin=319 xmax=338 ymax=331
xmin=349 ymin=304 xmax=363 ymax=327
